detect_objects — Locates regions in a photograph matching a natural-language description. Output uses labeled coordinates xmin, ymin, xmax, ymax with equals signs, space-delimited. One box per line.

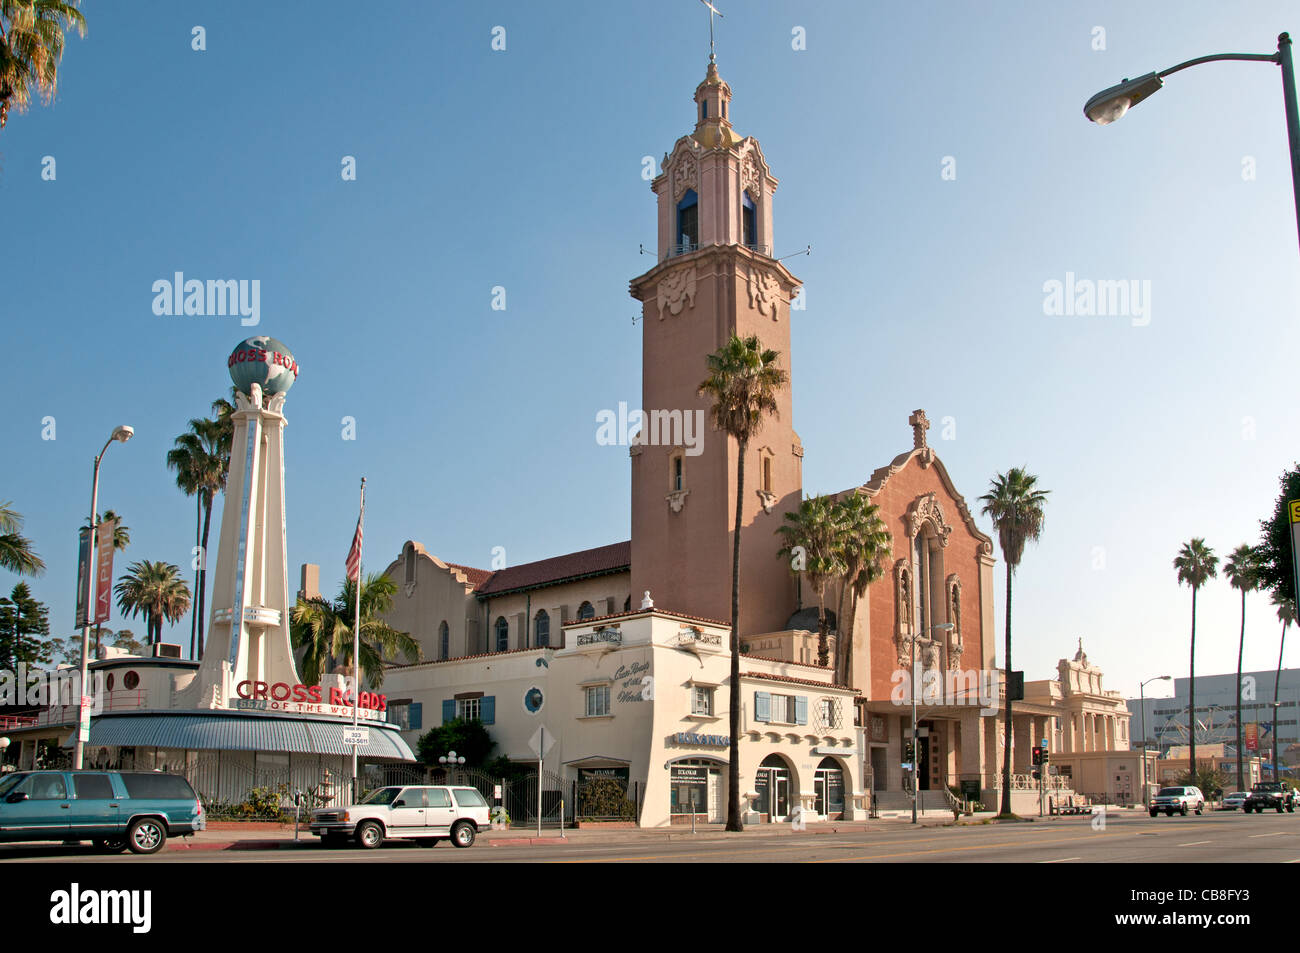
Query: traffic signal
xmin=1041 ymin=747 xmax=1050 ymax=764
xmin=904 ymin=741 xmax=914 ymax=762
xmin=1031 ymin=746 xmax=1043 ymax=765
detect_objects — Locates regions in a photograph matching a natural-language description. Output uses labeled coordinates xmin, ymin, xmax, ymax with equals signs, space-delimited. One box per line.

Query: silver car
xmin=1221 ymin=791 xmax=1248 ymax=811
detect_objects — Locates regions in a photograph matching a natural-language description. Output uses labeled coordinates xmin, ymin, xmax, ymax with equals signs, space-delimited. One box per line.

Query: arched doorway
xmin=755 ymin=753 xmax=795 ymax=822
xmin=814 ymin=757 xmax=846 ymax=819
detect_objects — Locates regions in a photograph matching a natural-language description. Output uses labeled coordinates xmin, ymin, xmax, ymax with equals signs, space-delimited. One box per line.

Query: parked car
xmin=1149 ymin=785 xmax=1205 ymax=817
xmin=309 ymin=785 xmax=490 ymax=849
xmin=1243 ymin=781 xmax=1297 ymax=814
xmin=1221 ymin=791 xmax=1248 ymax=811
xmin=0 ymin=769 xmax=204 ymax=854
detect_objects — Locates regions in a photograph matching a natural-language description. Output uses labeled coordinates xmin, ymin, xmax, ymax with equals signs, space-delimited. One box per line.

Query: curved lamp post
xmin=73 ymin=424 xmax=134 ymax=770
xmin=1084 ymin=32 xmax=1300 ymax=258
xmin=1138 ymin=675 xmax=1172 ymax=804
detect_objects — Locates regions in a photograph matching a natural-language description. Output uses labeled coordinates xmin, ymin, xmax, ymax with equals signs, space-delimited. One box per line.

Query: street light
xmin=911 ymin=621 xmax=954 ymax=824
xmin=1139 ymin=675 xmax=1172 ymax=805
xmin=439 ymin=750 xmax=465 ymax=784
xmin=73 ymin=424 xmax=134 ymax=770
xmin=1084 ymin=32 xmax=1300 ymax=258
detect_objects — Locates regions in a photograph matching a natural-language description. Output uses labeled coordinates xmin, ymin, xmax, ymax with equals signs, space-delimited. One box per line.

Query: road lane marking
xmin=1039 ymin=857 xmax=1080 ymax=863
xmin=1179 ymin=840 xmax=1212 ymax=846
xmin=1248 ymin=832 xmax=1289 ymax=838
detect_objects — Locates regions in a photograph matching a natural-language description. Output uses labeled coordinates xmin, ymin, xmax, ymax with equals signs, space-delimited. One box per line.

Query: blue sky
xmin=2 ymin=1 xmax=1298 ymax=701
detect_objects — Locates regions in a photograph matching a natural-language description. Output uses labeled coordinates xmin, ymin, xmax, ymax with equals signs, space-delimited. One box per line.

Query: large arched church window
xmin=677 ymin=189 xmax=698 ymax=251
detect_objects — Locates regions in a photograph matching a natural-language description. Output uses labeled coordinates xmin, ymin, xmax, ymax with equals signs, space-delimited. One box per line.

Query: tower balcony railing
xmin=662 ymin=240 xmax=772 ymax=261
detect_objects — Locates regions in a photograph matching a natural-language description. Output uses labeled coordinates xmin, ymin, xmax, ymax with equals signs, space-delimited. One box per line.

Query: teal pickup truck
xmin=0 ymin=769 xmax=204 ymax=854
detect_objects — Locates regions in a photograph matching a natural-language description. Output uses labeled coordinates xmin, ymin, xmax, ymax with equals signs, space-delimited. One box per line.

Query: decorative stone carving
xmin=666 ymin=489 xmax=690 ymax=513
xmin=657 ymin=266 xmax=697 ymax=320
xmin=742 ymin=150 xmax=760 ymax=194
xmin=756 ymin=489 xmax=776 ymax=514
xmin=894 ymin=559 xmax=912 ymax=665
xmin=746 ymin=263 xmax=781 ymax=320
xmin=946 ymin=574 xmax=963 ymax=669
xmin=907 ymin=492 xmax=952 ymax=547
xmin=673 ymin=151 xmax=698 ymax=200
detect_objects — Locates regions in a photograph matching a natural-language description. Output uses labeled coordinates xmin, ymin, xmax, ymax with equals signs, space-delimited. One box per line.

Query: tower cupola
xmin=692 ymin=61 xmax=741 ymax=150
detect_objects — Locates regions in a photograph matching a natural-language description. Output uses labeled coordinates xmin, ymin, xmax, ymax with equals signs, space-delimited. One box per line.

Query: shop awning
xmin=78 ymin=712 xmax=415 ymax=761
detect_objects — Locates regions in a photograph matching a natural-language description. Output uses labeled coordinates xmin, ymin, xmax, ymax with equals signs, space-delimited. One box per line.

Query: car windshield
xmin=1156 ymin=788 xmax=1183 ymax=797
xmin=359 ymin=787 xmax=402 ymax=806
xmin=0 ymin=773 xmax=28 ymax=797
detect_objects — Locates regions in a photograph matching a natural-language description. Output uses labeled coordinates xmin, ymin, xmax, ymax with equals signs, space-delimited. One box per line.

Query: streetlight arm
xmin=1157 ymin=51 xmax=1279 ymax=79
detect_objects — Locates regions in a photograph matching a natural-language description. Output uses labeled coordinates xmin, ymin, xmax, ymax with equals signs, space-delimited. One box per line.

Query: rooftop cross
xmin=908 ymin=409 xmax=930 ymax=450
xmin=699 ymin=0 xmax=723 ymax=64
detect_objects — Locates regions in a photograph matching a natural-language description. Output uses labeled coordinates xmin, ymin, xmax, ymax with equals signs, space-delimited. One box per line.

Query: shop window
xmin=692 ymin=686 xmax=715 ymax=716
xmin=585 ymin=684 xmax=611 ymax=717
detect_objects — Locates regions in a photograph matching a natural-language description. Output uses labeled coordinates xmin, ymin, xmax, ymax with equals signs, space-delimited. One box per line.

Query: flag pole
xmin=351 ymin=476 xmax=365 ymax=800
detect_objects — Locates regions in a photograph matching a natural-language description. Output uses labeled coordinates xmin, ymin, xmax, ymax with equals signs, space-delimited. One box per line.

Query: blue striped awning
xmin=83 ymin=712 xmax=415 ymax=761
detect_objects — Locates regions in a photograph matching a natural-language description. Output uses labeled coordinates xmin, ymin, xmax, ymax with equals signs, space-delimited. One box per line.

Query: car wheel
xmin=127 ymin=817 xmax=167 ymax=855
xmin=93 ymin=837 xmax=128 ymax=854
xmin=451 ymin=821 xmax=476 ymax=848
xmin=355 ymin=821 xmax=384 ymax=849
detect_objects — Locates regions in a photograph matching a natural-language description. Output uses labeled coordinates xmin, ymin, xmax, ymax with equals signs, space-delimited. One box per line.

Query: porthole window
xmin=106 ymin=673 xmax=115 ymax=692
xmin=123 ymin=671 xmax=139 ymax=691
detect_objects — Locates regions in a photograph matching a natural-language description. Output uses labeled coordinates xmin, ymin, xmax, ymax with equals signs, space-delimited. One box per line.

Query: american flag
xmin=345 ymin=511 xmax=363 ymax=582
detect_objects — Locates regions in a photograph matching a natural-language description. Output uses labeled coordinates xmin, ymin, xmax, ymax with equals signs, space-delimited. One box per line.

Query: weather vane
xmin=699 ymin=0 xmax=723 ymax=64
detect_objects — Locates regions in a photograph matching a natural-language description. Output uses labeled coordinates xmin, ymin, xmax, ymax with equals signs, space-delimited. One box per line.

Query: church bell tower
xmin=628 ymin=61 xmax=803 ymax=636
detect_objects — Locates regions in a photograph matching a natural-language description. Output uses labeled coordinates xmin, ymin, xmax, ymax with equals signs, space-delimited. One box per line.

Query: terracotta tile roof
xmin=742 ymin=671 xmax=860 ymax=694
xmin=474 ymin=541 xmax=631 ymax=597
xmin=446 ymin=563 xmax=494 ymax=589
xmin=385 ymin=645 xmax=547 ymax=671
xmin=740 ymin=654 xmax=837 ymax=672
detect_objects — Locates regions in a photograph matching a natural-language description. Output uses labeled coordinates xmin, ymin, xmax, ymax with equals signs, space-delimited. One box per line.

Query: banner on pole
xmin=94 ymin=518 xmax=118 ymax=625
xmin=74 ymin=527 xmax=93 ymax=629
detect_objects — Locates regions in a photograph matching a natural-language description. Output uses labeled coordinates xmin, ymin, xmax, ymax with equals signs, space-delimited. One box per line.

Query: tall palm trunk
xmin=1235 ymin=588 xmax=1246 ymax=792
xmin=1275 ymin=618 xmax=1288 ymax=781
xmin=1189 ymin=586 xmax=1198 ymax=773
xmin=726 ymin=438 xmax=746 ymax=832
xmin=197 ymin=492 xmax=213 ymax=660
xmin=191 ymin=494 xmax=200 ymax=658
xmin=834 ymin=583 xmax=847 ymax=685
xmin=1000 ymin=559 xmax=1013 ymax=816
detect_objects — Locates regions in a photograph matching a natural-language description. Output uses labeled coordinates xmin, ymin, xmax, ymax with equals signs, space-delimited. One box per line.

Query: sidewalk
xmin=162 ymin=811 xmax=1009 ymax=852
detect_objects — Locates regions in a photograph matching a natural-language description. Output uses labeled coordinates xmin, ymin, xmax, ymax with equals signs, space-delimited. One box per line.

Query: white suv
xmin=1149 ymin=785 xmax=1205 ymax=817
xmin=310 ymin=785 xmax=491 ymax=849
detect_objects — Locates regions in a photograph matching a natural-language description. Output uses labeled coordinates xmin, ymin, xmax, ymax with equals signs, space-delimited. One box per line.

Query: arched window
xmin=404 ymin=542 xmax=416 ymax=586
xmin=577 ymin=601 xmax=595 ymax=621
xmin=742 ymin=190 xmax=757 ymax=247
xmin=439 ymin=620 xmax=449 ymax=660
xmin=534 ymin=610 xmax=550 ymax=648
xmin=494 ymin=616 xmax=509 ymax=652
xmin=677 ymin=189 xmax=698 ymax=251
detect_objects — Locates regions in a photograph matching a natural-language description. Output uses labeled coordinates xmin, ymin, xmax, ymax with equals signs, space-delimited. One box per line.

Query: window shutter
xmin=409 ymin=702 xmax=422 ymax=731
xmin=442 ymin=699 xmax=455 ymax=724
xmin=482 ymin=696 xmax=496 ymax=725
xmin=795 ymin=695 xmax=808 ymax=726
xmin=755 ymin=691 xmax=771 ymax=723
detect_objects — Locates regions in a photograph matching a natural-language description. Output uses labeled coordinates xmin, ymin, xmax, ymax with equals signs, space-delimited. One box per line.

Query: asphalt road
xmin=4 ymin=809 xmax=1298 ymax=863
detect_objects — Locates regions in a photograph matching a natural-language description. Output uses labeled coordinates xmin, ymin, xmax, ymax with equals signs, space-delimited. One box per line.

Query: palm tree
xmin=167 ymin=411 xmax=232 ymax=660
xmin=776 ymin=495 xmax=844 ymax=668
xmin=1271 ymin=592 xmax=1294 ymax=781
xmin=698 ymin=333 xmax=788 ymax=832
xmin=0 ymin=501 xmax=44 ymax=576
xmin=114 ymin=560 xmax=191 ymax=645
xmin=979 ymin=467 xmax=1049 ymax=818
xmin=290 ymin=572 xmax=419 ymax=688
xmin=80 ymin=509 xmax=129 ymax=657
xmin=1225 ymin=544 xmax=1260 ymax=791
xmin=833 ymin=492 xmax=892 ymax=687
xmin=0 ymin=0 xmax=86 ymax=133
xmin=1174 ymin=538 xmax=1219 ymax=774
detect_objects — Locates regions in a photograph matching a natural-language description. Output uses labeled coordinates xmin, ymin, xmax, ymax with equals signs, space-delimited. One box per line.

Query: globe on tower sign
xmin=228 ymin=336 xmax=299 ymax=395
